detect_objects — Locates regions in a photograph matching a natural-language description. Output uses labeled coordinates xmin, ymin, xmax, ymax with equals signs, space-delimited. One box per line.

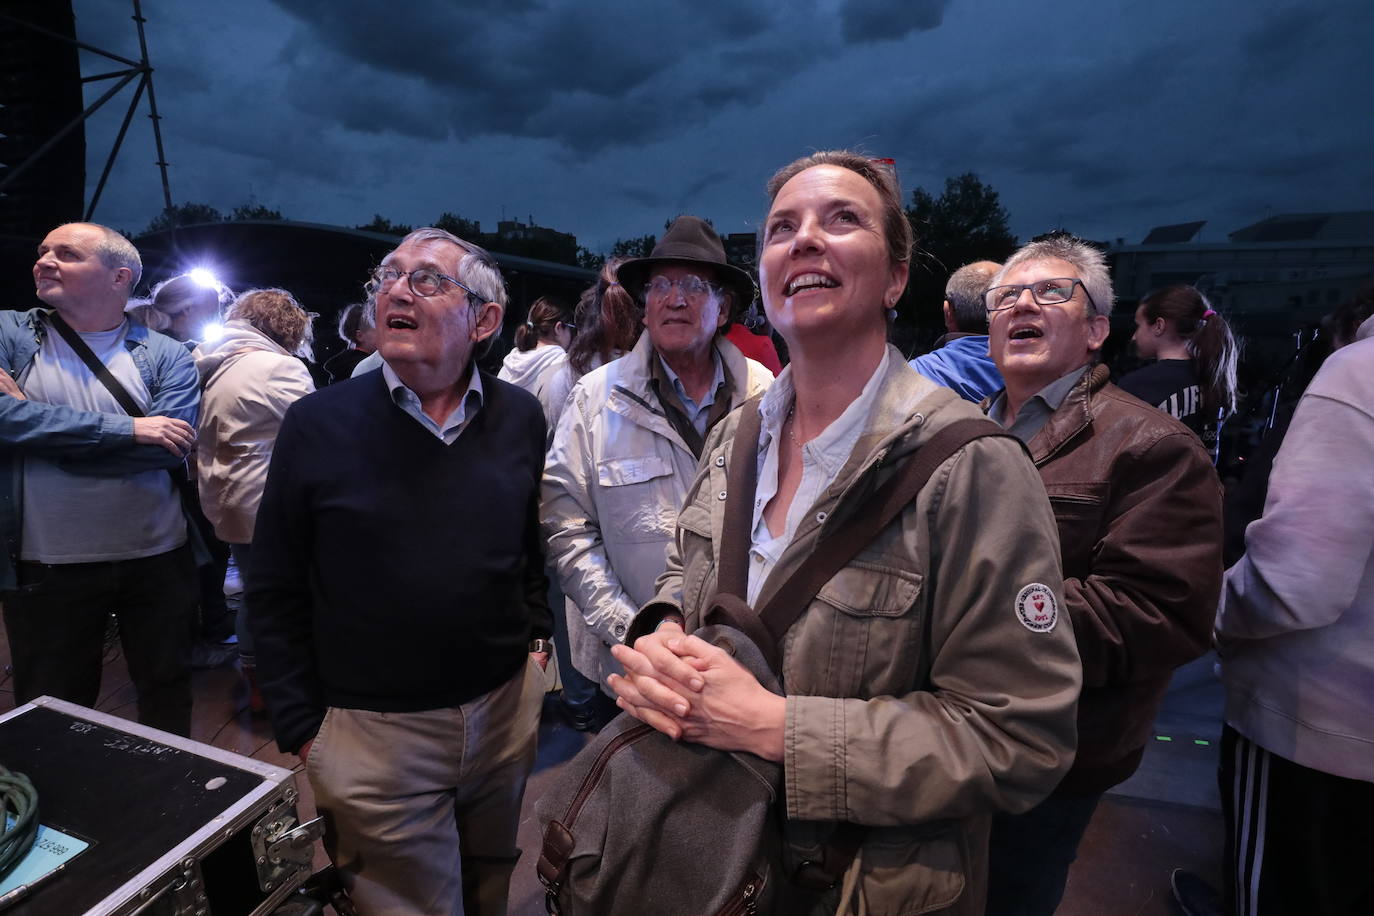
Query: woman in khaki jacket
xmin=608 ymin=151 xmax=1083 ymax=915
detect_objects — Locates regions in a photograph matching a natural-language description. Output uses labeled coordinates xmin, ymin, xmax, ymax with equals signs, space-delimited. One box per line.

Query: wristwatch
xmin=529 ymin=638 xmax=552 ymax=654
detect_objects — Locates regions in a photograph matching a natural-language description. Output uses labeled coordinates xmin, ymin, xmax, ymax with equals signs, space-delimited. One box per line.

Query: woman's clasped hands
xmin=608 ymin=622 xmax=786 ymax=762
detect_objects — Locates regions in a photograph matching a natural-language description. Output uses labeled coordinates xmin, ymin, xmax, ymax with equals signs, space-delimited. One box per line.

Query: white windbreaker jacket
xmin=540 ymin=332 xmax=772 ymax=689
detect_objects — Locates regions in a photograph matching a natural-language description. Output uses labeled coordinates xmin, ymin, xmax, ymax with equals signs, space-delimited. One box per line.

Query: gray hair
xmin=945 ymin=261 xmax=1000 ymax=333
xmin=67 ymin=222 xmax=142 ymax=290
xmin=995 ymin=235 xmax=1113 ymax=319
xmin=393 ymin=227 xmax=508 ymax=309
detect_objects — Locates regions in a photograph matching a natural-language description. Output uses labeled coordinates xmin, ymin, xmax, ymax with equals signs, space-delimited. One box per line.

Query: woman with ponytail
xmin=566 ymin=257 xmax=642 ymax=378
xmin=1120 ymin=284 xmax=1239 ymax=460
xmin=497 ymin=295 xmax=575 ymax=432
xmin=534 ymin=258 xmax=644 ymax=441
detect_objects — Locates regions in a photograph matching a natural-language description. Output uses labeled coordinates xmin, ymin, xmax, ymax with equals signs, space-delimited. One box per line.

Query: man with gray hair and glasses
xmin=1 ymin=222 xmax=200 ymax=736
xmin=980 ymin=232 xmax=1224 ymax=915
xmin=908 ymin=258 xmax=1004 ymax=401
xmin=250 ymin=228 xmax=554 ymax=915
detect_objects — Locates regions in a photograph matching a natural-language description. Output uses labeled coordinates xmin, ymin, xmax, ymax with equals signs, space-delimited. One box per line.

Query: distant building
xmin=1109 ymin=212 xmax=1374 ymax=339
xmin=497 ymin=218 xmax=577 ymax=251
xmin=723 ymin=232 xmax=758 ymax=270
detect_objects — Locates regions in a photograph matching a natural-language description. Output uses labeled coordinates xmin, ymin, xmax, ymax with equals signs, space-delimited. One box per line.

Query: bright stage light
xmin=201 ymin=322 xmax=225 ymax=342
xmin=188 ymin=268 xmax=219 ymax=289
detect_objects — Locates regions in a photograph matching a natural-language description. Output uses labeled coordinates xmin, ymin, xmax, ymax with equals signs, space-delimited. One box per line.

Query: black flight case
xmin=0 ymin=696 xmax=321 ymax=915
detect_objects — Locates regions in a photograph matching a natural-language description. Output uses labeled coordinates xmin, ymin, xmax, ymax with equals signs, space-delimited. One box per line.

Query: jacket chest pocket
xmin=791 ymin=562 xmax=924 ymax=698
xmin=596 ymin=455 xmax=678 ymax=545
xmin=1045 ymin=484 xmax=1108 ymax=577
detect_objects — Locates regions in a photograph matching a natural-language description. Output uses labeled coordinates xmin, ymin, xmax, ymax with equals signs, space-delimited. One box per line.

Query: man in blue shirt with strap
xmin=0 ymin=222 xmax=200 ymax=736
xmin=908 ymin=259 xmax=1004 ymax=402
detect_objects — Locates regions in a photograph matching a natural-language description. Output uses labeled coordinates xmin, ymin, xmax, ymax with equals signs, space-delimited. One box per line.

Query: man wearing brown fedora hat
xmin=541 ymin=215 xmax=773 ymax=729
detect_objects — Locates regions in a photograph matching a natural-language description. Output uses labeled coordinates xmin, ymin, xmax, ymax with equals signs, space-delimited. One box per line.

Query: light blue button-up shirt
xmin=657 ymin=350 xmax=724 ymax=438
xmin=382 ymin=361 xmax=484 ymax=444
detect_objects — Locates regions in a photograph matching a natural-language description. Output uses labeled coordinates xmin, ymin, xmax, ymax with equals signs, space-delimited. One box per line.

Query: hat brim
xmin=616 ymin=256 xmax=756 ymax=323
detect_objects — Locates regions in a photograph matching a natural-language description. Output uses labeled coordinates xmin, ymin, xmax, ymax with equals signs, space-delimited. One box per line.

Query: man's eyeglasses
xmin=643 ymin=275 xmax=717 ymax=303
xmin=985 ymin=278 xmax=1097 ymax=313
xmin=372 ymin=265 xmax=481 ymax=302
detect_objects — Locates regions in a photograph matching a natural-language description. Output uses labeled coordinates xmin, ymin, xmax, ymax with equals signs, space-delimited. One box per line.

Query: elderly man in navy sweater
xmin=250 ymin=228 xmax=553 ymax=916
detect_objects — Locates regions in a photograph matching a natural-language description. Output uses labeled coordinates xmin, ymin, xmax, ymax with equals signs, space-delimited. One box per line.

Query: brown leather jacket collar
xmin=1027 ymin=363 xmax=1110 ymax=466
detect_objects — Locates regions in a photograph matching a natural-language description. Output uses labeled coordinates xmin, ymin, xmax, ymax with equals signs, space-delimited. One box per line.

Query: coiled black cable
xmin=0 ymin=765 xmax=38 ymax=882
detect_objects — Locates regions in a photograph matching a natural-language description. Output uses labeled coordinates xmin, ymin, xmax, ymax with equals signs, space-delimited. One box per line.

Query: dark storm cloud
xmin=616 ymin=185 xmax=667 ymax=210
xmin=675 ymin=169 xmax=735 ymax=213
xmin=66 ymin=0 xmax=1374 ymax=259
xmin=840 ymin=0 xmax=950 ymax=44
xmin=1241 ymin=6 xmax=1324 ymax=78
xmin=266 ymin=0 xmax=805 ymax=154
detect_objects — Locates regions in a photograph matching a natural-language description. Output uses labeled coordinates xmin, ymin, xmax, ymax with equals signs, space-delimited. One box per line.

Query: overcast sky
xmin=73 ymin=0 xmax=1374 ymax=254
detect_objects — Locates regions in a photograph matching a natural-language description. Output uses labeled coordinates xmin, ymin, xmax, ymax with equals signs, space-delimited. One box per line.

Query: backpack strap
xmin=715 ymin=394 xmax=763 ymax=600
xmin=699 ymin=398 xmax=783 ymax=653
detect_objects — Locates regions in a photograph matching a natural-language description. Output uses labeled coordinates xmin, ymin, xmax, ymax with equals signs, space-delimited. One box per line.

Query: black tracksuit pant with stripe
xmin=1221 ymin=725 xmax=1374 ymax=916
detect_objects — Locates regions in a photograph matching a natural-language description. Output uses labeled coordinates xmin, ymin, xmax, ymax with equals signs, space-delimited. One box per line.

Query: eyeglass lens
xmin=646 ymin=275 xmax=712 ymax=300
xmin=375 ymin=266 xmax=446 ymax=298
xmin=987 ymin=279 xmax=1078 ymax=310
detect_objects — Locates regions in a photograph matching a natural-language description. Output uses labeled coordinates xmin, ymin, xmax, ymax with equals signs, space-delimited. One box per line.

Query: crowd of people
xmin=1 ymin=148 xmax=1369 ymax=916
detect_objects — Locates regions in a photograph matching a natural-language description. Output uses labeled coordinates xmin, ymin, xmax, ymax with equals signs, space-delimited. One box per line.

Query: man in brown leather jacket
xmin=980 ymin=233 xmax=1224 ymax=916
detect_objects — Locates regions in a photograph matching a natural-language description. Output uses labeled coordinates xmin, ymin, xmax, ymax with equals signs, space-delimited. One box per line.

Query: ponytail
xmin=568 ymin=257 xmax=644 ymax=376
xmin=1141 ymin=285 xmax=1239 ymax=416
xmin=514 ymin=296 xmax=571 ymax=352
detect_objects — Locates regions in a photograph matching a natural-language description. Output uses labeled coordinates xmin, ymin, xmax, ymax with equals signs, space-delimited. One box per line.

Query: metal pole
xmin=0 ymin=2 xmax=173 ymax=218
xmin=0 ymin=70 xmax=139 ymax=193
xmin=132 ymin=0 xmax=174 ymax=212
xmin=86 ymin=72 xmax=149 ymax=220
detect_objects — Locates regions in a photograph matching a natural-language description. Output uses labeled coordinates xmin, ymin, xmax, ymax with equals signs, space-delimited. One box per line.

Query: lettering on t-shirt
xmin=1159 ymin=384 xmax=1200 ymax=421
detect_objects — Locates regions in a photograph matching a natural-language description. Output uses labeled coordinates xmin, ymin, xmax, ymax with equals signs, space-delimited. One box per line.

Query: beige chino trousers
xmin=307 ymin=659 xmax=543 ymax=915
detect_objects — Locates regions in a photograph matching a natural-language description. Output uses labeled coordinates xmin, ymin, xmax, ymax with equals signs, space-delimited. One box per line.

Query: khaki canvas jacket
xmin=1020 ymin=364 xmax=1222 ymax=793
xmin=541 ymin=332 xmax=773 ymax=689
xmin=636 ymin=352 xmax=1081 ymax=915
xmin=194 ymin=321 xmax=315 ymax=544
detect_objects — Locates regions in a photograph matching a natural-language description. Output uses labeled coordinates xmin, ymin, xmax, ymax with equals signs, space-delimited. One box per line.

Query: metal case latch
xmin=251 ymin=801 xmax=324 ymax=894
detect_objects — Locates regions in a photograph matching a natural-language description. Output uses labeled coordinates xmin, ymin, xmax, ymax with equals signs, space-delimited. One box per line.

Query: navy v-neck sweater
xmin=248 ymin=369 xmax=552 ymax=753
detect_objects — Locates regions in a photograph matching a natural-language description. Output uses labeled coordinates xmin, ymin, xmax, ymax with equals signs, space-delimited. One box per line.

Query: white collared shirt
xmin=382 ymin=361 xmax=484 ymax=444
xmin=746 ymin=348 xmax=890 ymax=604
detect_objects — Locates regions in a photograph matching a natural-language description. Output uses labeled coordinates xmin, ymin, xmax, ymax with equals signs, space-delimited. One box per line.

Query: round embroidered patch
xmin=1015 ymin=583 xmax=1058 ymax=633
